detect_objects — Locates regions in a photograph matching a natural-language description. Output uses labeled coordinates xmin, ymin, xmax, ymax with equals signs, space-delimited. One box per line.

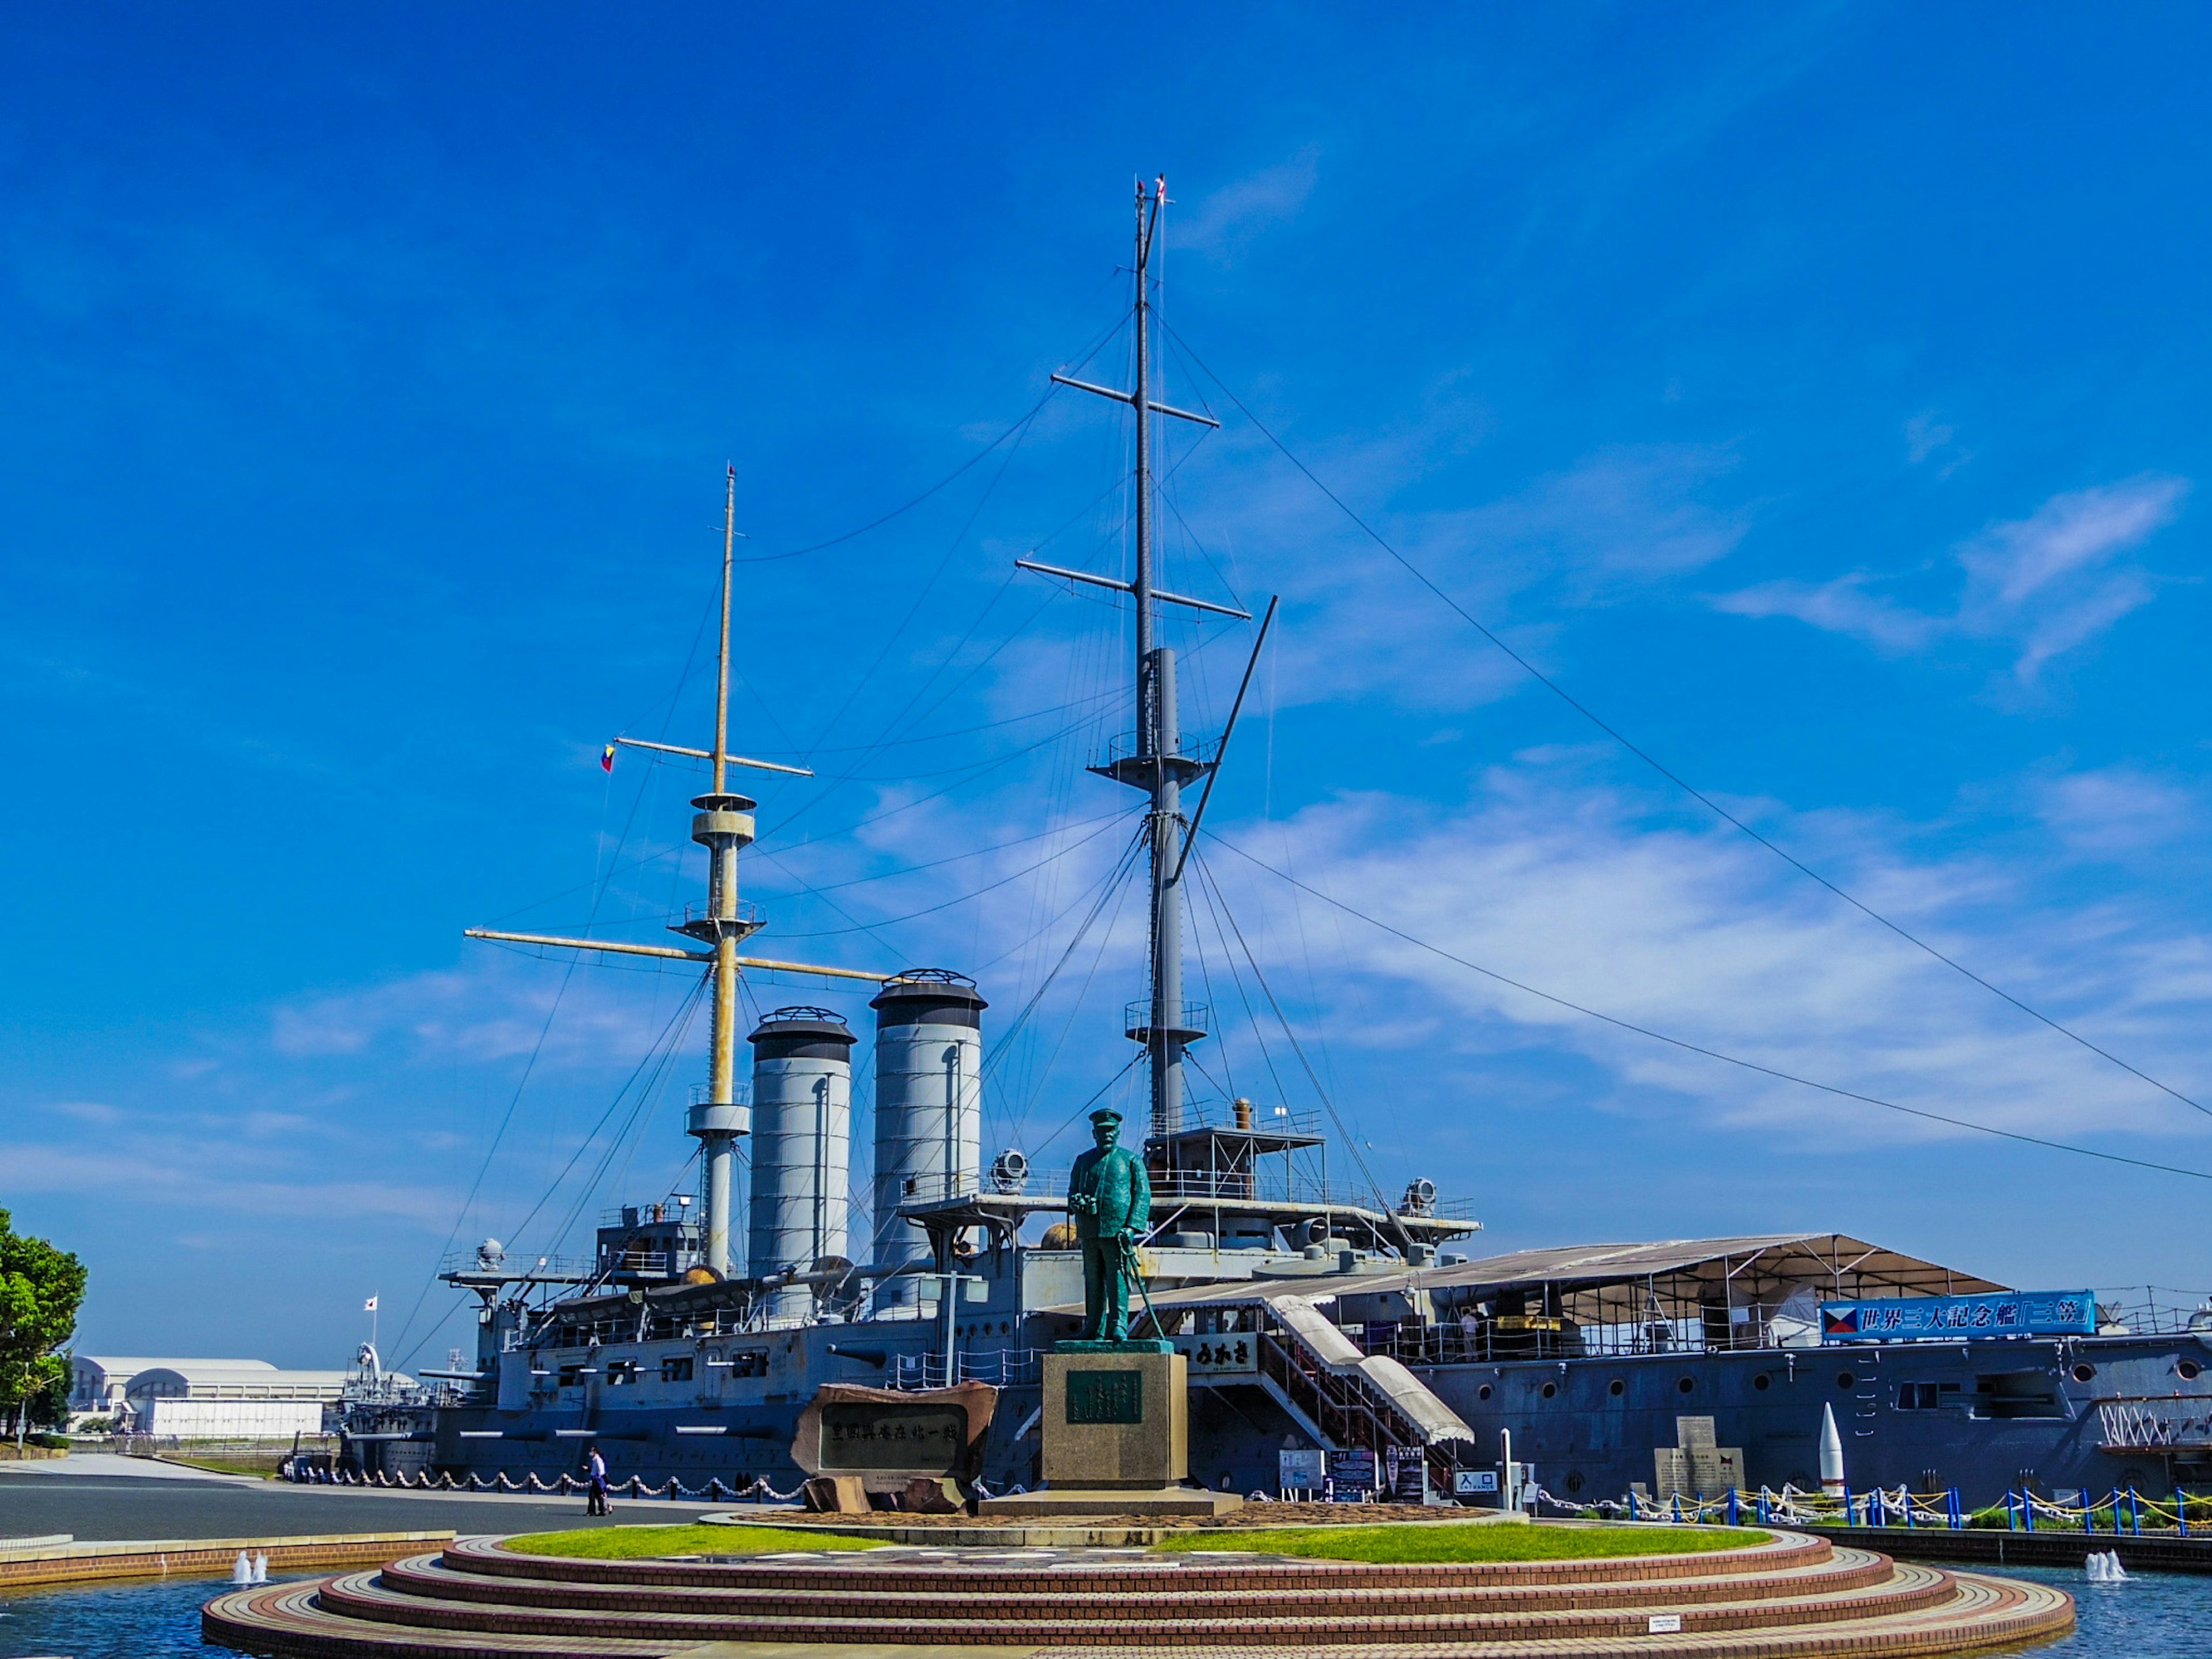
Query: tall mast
xmin=714 ymin=465 xmax=735 ymax=797
xmin=692 ymin=464 xmax=748 ymax=1275
xmin=1130 ymin=179 xmax=1188 ymax=1142
xmin=1025 ymin=176 xmax=1242 ymax=1143
xmin=467 ymin=470 xmax=892 ymax=1283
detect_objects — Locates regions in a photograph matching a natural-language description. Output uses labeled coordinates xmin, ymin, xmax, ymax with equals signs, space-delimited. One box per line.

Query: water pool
xmin=1 ymin=1561 xmax=2206 ymax=1656
xmin=0 ymin=1572 xmax=297 ymax=1658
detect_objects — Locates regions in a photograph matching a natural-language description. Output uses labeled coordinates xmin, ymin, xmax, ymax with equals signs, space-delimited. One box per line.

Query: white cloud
xmin=2037 ymin=767 xmax=2199 ymax=857
xmin=1712 ymin=571 xmax=1940 ymax=653
xmin=1200 ymin=761 xmax=2212 ymax=1154
xmin=1904 ymin=411 xmax=1964 ymax=469
xmin=1715 ymin=475 xmax=2187 ymax=684
xmin=1177 ymin=150 xmax=1319 ymax=262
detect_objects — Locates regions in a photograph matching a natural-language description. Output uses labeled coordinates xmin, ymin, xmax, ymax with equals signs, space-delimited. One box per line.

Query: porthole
xmin=1753 ymin=1373 xmax=1771 ymax=1391
xmin=1478 ymin=1384 xmax=1493 ymax=1401
xmin=2072 ymin=1363 xmax=2097 ymax=1383
xmin=1540 ymin=1381 xmax=1558 ymax=1399
xmin=1608 ymin=1378 xmax=1625 ymax=1397
xmin=1837 ymin=1372 xmax=1856 ymax=1390
xmin=2181 ymin=1360 xmax=2202 ymax=1382
xmin=1677 ymin=1376 xmax=1694 ymax=1394
xmin=1564 ymin=1470 xmax=1585 ymax=1494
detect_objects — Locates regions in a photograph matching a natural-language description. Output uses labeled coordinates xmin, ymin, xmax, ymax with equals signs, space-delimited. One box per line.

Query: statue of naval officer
xmin=1066 ymin=1106 xmax=1152 ymax=1341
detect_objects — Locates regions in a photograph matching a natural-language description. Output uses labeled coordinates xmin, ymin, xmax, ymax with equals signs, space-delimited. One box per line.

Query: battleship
xmin=334 ymin=180 xmax=2212 ymax=1510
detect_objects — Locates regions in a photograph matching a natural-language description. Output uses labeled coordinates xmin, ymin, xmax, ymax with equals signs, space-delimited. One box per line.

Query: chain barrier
xmin=277 ymin=1461 xmax=808 ymax=1502
xmin=1575 ymin=1479 xmax=2195 ymax=1536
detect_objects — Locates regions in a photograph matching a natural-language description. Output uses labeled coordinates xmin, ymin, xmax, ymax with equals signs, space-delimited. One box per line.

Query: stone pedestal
xmin=978 ymin=1339 xmax=1241 ymax=1518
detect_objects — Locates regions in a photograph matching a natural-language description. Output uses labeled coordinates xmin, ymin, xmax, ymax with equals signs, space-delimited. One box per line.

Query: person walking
xmin=585 ymin=1444 xmax=610 ymax=1516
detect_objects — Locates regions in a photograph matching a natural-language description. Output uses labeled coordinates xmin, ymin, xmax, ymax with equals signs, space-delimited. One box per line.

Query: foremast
xmin=466 ymin=467 xmax=889 ymax=1278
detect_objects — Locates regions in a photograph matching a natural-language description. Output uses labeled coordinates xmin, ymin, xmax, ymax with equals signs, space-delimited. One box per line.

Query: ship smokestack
xmin=747 ymin=1008 xmax=855 ymax=1321
xmin=869 ymin=969 xmax=986 ymax=1314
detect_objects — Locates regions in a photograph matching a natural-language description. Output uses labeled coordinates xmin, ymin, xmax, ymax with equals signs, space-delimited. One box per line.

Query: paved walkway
xmin=0 ymin=1464 xmax=733 ymax=1543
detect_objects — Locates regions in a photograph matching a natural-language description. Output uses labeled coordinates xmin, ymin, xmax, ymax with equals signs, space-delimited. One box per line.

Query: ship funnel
xmin=870 ymin=969 xmax=986 ymax=1313
xmin=747 ymin=1007 xmax=855 ymax=1321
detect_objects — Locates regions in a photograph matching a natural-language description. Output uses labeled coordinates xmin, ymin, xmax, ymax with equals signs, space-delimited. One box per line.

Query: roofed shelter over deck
xmin=1094 ymin=1234 xmax=2009 ymax=1359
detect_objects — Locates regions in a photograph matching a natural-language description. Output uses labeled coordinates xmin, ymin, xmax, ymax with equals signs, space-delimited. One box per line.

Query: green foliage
xmin=28 ymin=1365 xmax=71 ymax=1429
xmin=1157 ymin=1521 xmax=1768 ymax=1564
xmin=0 ymin=1209 xmax=86 ymax=1445
xmin=503 ymin=1523 xmax=892 ymax=1558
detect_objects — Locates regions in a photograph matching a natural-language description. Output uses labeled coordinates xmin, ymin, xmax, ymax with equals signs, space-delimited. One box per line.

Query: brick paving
xmin=201 ymin=1529 xmax=2075 ymax=1658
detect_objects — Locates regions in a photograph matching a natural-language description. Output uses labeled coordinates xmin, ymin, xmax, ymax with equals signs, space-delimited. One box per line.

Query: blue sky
xmin=6 ymin=6 xmax=2211 ymax=1371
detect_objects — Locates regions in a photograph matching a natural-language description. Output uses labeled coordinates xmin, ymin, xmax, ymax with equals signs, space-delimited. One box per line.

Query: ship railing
xmin=2083 ymin=1287 xmax=2212 ymax=1338
xmin=887 ymin=1349 xmax=1046 ymax=1391
xmin=2096 ymin=1392 xmax=2212 ymax=1450
xmin=441 ymin=1251 xmax=597 ymax=1278
xmin=1383 ymin=1317 xmax=1806 ymax=1365
xmin=900 ymin=1164 xmax=1477 ymax=1220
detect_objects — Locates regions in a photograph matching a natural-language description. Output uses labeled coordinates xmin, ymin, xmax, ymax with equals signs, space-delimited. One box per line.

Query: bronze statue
xmin=1066 ymin=1106 xmax=1152 ymax=1341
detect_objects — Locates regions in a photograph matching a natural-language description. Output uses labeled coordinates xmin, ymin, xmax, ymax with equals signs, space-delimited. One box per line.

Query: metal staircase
xmin=1249 ymin=1295 xmax=1475 ymax=1491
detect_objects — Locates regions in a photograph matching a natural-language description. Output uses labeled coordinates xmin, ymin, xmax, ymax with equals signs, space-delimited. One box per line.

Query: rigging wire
xmin=730 ymin=391 xmax=1055 ymax=566
xmin=383 ymin=753 xmax=666 ymax=1360
xmin=516 ymin=975 xmax=711 ymax=1267
xmin=766 ymin=813 xmax=1129 ymax=940
xmin=1158 ymin=317 xmax=2212 ymax=1128
xmin=1187 ymin=850 xmax=1414 ymax=1237
xmin=1206 ymin=834 xmax=2212 ymax=1186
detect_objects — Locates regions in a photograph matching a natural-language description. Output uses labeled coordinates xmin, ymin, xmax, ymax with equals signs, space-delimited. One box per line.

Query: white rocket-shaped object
xmin=1819 ymin=1402 xmax=1847 ymax=1496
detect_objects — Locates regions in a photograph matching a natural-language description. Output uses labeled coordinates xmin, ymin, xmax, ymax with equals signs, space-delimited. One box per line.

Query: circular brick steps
xmin=203 ymin=1528 xmax=2074 ymax=1659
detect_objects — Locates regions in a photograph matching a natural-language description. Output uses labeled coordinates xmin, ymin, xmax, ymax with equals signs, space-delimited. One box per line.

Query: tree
xmin=0 ymin=1210 xmax=86 ymax=1448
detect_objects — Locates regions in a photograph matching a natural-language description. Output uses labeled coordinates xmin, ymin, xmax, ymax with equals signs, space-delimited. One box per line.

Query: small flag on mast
xmin=600 ymin=744 xmax=616 ymax=773
xmin=363 ymin=1296 xmax=378 ymax=1313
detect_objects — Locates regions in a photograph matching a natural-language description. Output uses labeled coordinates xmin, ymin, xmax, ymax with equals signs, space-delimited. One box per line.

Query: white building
xmin=71 ymin=1355 xmax=361 ymax=1438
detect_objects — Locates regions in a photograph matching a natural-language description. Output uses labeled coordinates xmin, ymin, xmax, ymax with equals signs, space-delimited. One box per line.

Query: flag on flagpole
xmin=601 ymin=744 xmax=617 ymax=773
xmin=363 ymin=1296 xmax=378 ymax=1313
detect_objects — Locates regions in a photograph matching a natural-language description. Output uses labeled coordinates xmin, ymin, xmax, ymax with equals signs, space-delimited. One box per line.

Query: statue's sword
xmin=1122 ymin=1234 xmax=1166 ymax=1339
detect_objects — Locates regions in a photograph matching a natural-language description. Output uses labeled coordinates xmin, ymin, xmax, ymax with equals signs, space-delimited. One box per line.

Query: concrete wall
xmin=138 ymin=1397 xmax=327 ymax=1438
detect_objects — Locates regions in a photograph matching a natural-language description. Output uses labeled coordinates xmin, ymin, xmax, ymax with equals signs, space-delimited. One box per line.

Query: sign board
xmin=1385 ymin=1444 xmax=1429 ymax=1504
xmin=1064 ymin=1369 xmax=1143 ymax=1424
xmin=1819 ymin=1290 xmax=2096 ymax=1343
xmin=1279 ymin=1449 xmax=1326 ymax=1491
xmin=1454 ymin=1469 xmax=1498 ymax=1496
xmin=817 ymin=1403 xmax=968 ymax=1474
xmin=1173 ymin=1333 xmax=1258 ymax=1374
xmin=1328 ymin=1448 xmax=1376 ymax=1498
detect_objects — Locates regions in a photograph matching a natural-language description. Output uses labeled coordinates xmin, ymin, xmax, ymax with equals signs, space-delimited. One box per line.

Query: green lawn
xmin=503 ymin=1523 xmax=890 ymax=1559
xmin=1157 ymin=1521 xmax=1769 ymax=1565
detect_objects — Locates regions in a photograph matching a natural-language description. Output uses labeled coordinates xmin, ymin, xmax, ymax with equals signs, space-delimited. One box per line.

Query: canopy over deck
xmin=1111 ymin=1232 xmax=2008 ymax=1319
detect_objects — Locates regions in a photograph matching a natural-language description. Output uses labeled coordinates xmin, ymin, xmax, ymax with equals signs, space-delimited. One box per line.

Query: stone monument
xmin=981 ymin=1107 xmax=1238 ymax=1517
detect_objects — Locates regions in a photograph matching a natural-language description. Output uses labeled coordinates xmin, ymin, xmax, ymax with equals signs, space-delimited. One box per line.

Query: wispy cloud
xmin=1715 ymin=475 xmax=2187 ymax=684
xmin=2036 ymin=766 xmax=2200 ymax=857
xmin=1178 ymin=149 xmax=1319 ymax=262
xmin=1205 ymin=759 xmax=2212 ymax=1153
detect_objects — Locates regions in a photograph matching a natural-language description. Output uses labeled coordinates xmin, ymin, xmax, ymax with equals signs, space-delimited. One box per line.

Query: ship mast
xmin=1019 ymin=176 xmax=1245 ymax=1139
xmin=467 ymin=467 xmax=892 ymax=1279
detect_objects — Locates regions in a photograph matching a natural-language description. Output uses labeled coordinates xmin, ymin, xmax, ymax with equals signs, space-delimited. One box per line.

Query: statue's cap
xmin=1089 ymin=1107 xmax=1123 ymax=1125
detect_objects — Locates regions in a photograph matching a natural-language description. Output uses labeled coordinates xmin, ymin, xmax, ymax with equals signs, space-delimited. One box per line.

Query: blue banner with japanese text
xmin=1819 ymin=1290 xmax=2096 ymax=1343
